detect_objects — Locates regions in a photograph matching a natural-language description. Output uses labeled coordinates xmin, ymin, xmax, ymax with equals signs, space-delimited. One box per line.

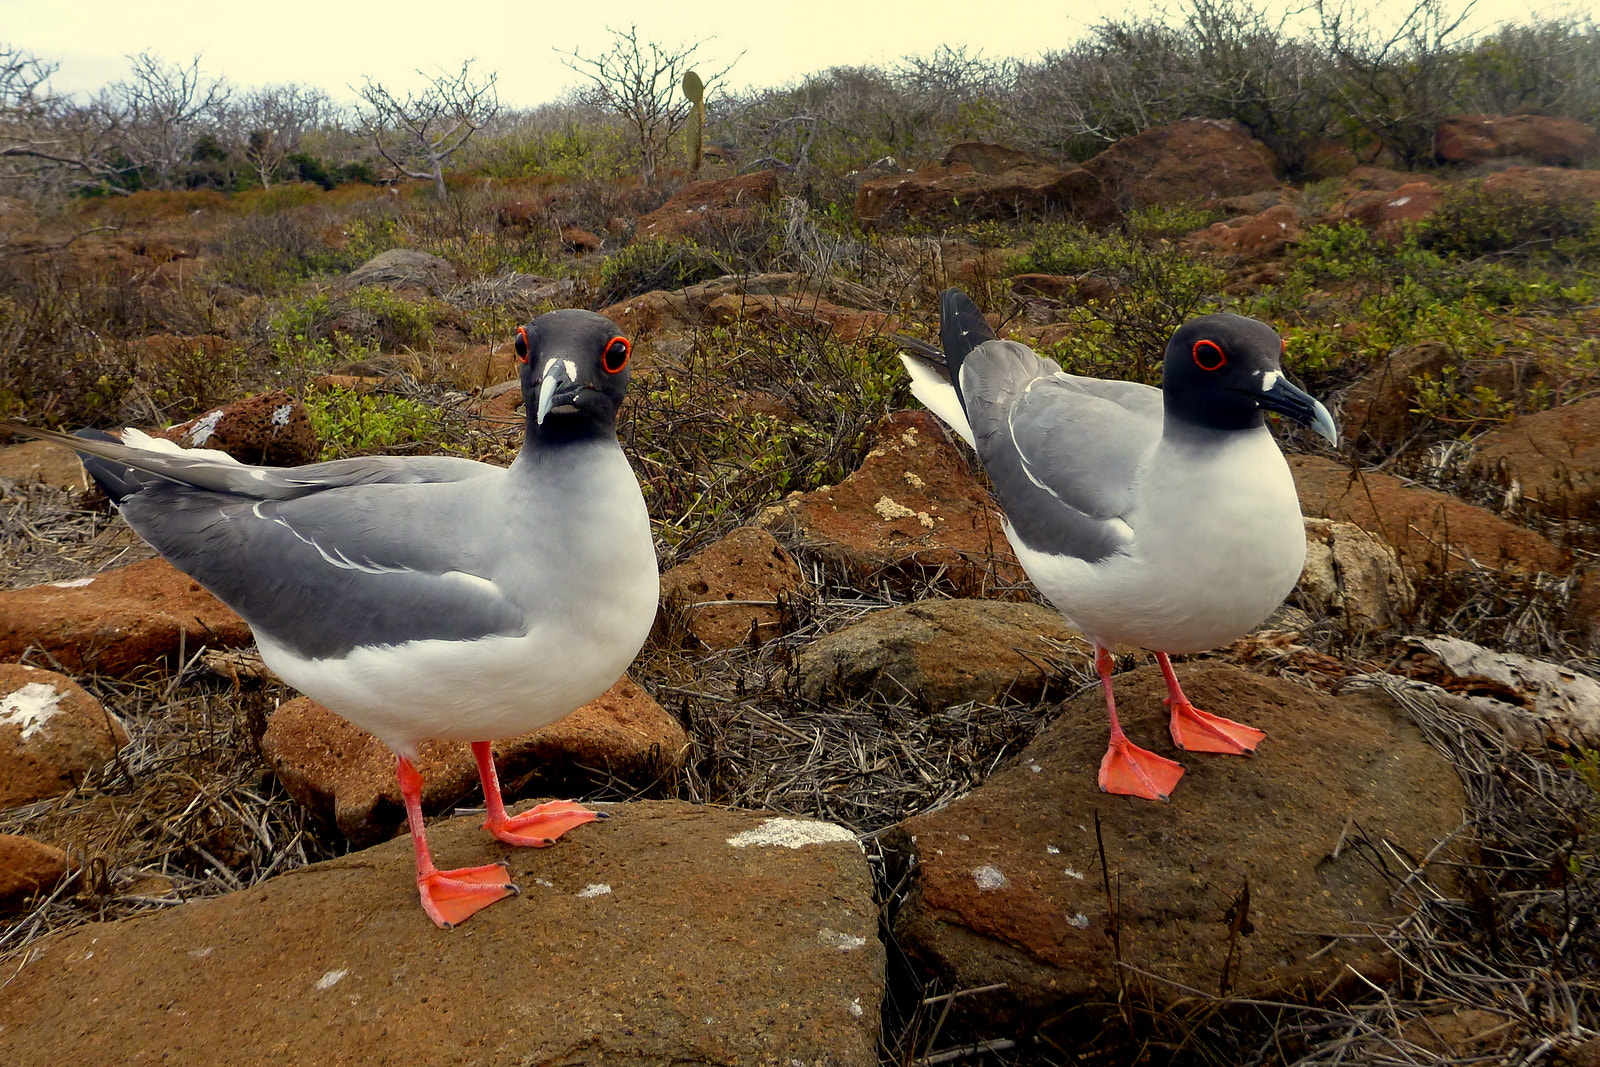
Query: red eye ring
xmin=1192 ymin=339 xmax=1227 ymax=372
xmin=514 ymin=325 xmax=531 ymax=364
xmin=602 ymin=336 xmax=631 ymax=375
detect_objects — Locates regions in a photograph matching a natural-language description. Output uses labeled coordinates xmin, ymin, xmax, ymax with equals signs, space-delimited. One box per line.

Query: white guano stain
xmin=0 ymin=682 xmax=66 ymax=741
xmin=315 ymin=968 xmax=349 ymax=990
xmin=972 ymin=865 xmax=1010 ymax=891
xmin=577 ymin=883 xmax=612 ymax=898
xmin=270 ymin=404 xmax=294 ymax=426
xmin=726 ymin=818 xmax=858 ymax=849
xmin=1065 ymin=867 xmax=1086 ymax=881
xmin=185 ymin=409 xmax=226 ymax=447
xmin=1067 ymin=913 xmax=1091 ymax=928
xmin=48 ymin=577 xmax=95 ymax=588
xmin=817 ymin=928 xmax=867 ymax=951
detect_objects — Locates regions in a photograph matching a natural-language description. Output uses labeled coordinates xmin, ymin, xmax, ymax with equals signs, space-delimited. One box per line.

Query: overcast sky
xmin=3 ymin=0 xmax=1591 ymax=110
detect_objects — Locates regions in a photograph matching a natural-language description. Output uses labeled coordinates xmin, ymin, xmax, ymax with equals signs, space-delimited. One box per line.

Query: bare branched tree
xmin=99 ymin=52 xmax=231 ymax=189
xmin=0 ymin=45 xmax=126 ymax=195
xmin=561 ymin=26 xmax=740 ymax=184
xmin=1317 ymin=0 xmax=1475 ymax=167
xmin=356 ymin=60 xmax=499 ymax=200
xmin=231 ymin=84 xmax=335 ymax=188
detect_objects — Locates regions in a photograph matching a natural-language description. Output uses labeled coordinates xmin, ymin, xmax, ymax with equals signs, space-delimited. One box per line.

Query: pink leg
xmin=1095 ymin=644 xmax=1184 ymax=801
xmin=1157 ymin=653 xmax=1266 ymax=754
xmin=397 ymin=755 xmax=516 ymax=928
xmin=473 ymin=741 xmax=603 ymax=847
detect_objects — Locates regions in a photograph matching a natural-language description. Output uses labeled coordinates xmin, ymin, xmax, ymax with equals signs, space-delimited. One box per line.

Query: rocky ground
xmin=2 ymin=118 xmax=1599 ymax=1065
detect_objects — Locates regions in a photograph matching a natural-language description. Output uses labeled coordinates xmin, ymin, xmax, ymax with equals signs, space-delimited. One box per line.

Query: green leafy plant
xmin=302 ymin=387 xmax=444 ymax=458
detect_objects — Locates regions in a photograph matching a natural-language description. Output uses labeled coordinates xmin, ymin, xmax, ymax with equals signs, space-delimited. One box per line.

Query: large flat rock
xmin=884 ymin=664 xmax=1466 ymax=1036
xmin=0 ymin=800 xmax=883 ymax=1066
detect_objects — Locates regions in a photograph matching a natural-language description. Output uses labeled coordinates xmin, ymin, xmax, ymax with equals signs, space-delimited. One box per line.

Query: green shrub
xmin=303 ymin=387 xmax=444 ymax=458
xmin=597 ymin=237 xmax=731 ymax=306
xmin=1416 ymin=180 xmax=1600 ymax=257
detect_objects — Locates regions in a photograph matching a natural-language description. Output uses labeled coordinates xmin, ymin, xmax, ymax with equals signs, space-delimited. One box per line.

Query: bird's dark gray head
xmin=515 ymin=309 xmax=633 ymax=444
xmin=1161 ymin=313 xmax=1337 ymax=445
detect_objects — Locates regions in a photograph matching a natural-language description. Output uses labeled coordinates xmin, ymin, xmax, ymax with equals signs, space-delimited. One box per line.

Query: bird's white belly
xmin=1013 ymin=429 xmax=1306 ymax=653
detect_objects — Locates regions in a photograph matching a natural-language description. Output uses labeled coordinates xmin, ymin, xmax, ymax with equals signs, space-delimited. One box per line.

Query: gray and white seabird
xmin=2 ymin=309 xmax=659 ymax=925
xmin=900 ymin=288 xmax=1337 ymax=800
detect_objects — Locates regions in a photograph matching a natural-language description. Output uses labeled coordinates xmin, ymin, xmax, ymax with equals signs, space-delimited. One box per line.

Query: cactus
xmin=682 ymin=70 xmax=704 ymax=176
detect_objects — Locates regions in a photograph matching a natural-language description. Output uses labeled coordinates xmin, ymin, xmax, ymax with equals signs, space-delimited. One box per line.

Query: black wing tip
xmin=938 ymin=287 xmax=998 ymax=364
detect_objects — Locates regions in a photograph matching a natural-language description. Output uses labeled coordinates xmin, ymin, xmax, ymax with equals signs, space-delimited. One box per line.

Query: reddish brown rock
xmin=1335 ymin=180 xmax=1444 ymax=238
xmin=635 ymin=170 xmax=778 ymax=241
xmin=1479 ymin=164 xmax=1600 ymax=206
xmin=0 ymin=834 xmax=70 ymax=910
xmin=1470 ymin=396 xmax=1600 ymax=518
xmin=150 ymin=389 xmax=319 ymax=466
xmin=260 ymin=675 xmax=689 ymax=846
xmin=597 ymin=271 xmax=810 ymax=336
xmin=702 ymin=292 xmax=892 ymax=341
xmin=855 ymin=157 xmax=1121 ymax=229
xmin=0 ymin=663 xmax=129 ymax=807
xmin=0 ymin=801 xmax=882 ymax=1067
xmin=1290 ymin=455 xmax=1567 ymax=575
xmin=427 ymin=341 xmax=521 ymax=391
xmin=796 ymin=599 xmax=1084 ymax=705
xmin=1082 ymin=119 xmax=1280 ymax=207
xmin=1187 ymin=202 xmax=1303 ymax=257
xmin=0 ymin=439 xmax=91 ymax=494
xmin=660 ymin=527 xmax=808 ymax=650
xmin=559 ymin=225 xmax=603 ymax=252
xmin=941 ymin=142 xmax=1052 ymax=173
xmin=0 ymin=558 xmax=253 ymax=676
xmin=756 ymin=410 xmax=1025 ymax=597
xmin=884 ymin=664 xmax=1465 ymax=1033
xmin=1436 ymin=114 xmax=1600 ymax=167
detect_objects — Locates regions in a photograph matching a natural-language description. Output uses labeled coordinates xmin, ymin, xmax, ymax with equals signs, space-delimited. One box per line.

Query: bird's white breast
xmin=1013 ymin=426 xmax=1306 ymax=653
xmin=258 ymin=446 xmax=658 ymax=757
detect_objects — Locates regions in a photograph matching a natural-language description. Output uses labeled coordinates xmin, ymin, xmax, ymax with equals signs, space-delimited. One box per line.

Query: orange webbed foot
xmin=1099 ymin=737 xmax=1185 ymax=801
xmin=1168 ymin=699 xmax=1267 ymax=754
xmin=485 ymin=800 xmax=603 ymax=848
xmin=418 ymin=863 xmax=517 ymax=928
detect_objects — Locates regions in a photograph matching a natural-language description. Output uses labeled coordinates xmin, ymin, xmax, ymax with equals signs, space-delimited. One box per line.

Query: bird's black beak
xmin=534 ymin=359 xmax=585 ymax=425
xmin=1253 ymin=374 xmax=1338 ymax=446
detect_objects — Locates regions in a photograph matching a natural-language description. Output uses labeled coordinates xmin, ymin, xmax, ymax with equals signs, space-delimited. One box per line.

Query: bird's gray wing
xmin=1 ymin=424 xmax=490 ymax=500
xmin=959 ymin=340 xmax=1163 ymax=564
xmin=120 ymin=478 xmax=527 ymax=660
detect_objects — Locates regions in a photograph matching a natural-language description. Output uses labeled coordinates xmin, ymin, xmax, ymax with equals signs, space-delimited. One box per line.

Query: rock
xmin=0 ymin=439 xmax=91 ymax=495
xmin=0 ymin=834 xmax=70 ymax=910
xmin=0 ymin=663 xmax=129 ymax=807
xmin=795 ymin=599 xmax=1083 ymax=706
xmin=260 ymin=676 xmax=689 ymax=846
xmin=1469 ymin=395 xmax=1600 ymax=519
xmin=1289 ymin=455 xmax=1567 ymax=575
xmin=660 ymin=527 xmax=808 ymax=650
xmin=0 ymin=801 xmax=883 ymax=1067
xmin=0 ymin=557 xmax=254 ymax=676
xmin=941 ymin=142 xmax=1053 ymax=173
xmin=1334 ymin=180 xmax=1444 ymax=239
xmin=1299 ymin=518 xmax=1415 ymax=631
xmin=1399 ymin=635 xmax=1600 ymax=749
xmin=346 ymin=248 xmax=460 ymax=295
xmin=702 ymin=291 xmax=891 ymax=341
xmin=855 ymin=155 xmax=1121 ymax=229
xmin=883 ymin=664 xmax=1466 ymax=1033
xmin=598 ymin=271 xmax=811 ymax=336
xmin=1081 ymin=119 xmax=1280 ymax=207
xmin=635 ymin=170 xmax=778 ymax=241
xmin=1478 ymin=164 xmax=1600 ymax=207
xmin=558 ymin=225 xmax=603 ymax=252
xmin=150 ymin=389 xmax=319 ymax=467
xmin=1436 ymin=114 xmax=1600 ymax=167
xmin=756 ymin=410 xmax=1026 ymax=597
xmin=1008 ymin=273 xmax=1117 ymax=303
xmin=1338 ymin=341 xmax=1453 ymax=451
xmin=1186 ymin=202 xmax=1303 ymax=257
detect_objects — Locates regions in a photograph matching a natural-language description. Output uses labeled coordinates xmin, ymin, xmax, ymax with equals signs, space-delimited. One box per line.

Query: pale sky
xmin=2 ymin=0 xmax=1590 ymax=110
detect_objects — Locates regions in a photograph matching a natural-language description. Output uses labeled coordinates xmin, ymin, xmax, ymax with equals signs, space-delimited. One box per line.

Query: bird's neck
xmin=1163 ymin=391 xmax=1267 ymax=440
